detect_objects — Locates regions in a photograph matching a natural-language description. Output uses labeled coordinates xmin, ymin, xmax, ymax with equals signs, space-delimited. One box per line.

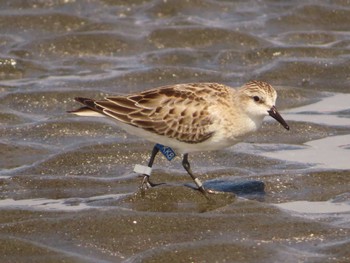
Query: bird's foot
xmin=197 ymin=186 xmax=209 ymax=198
xmin=193 ymin=185 xmax=231 ymax=200
xmin=139 ymin=175 xmax=152 ymax=190
xmin=138 ymin=175 xmax=165 ymax=194
xmin=206 ymin=188 xmax=229 ymax=195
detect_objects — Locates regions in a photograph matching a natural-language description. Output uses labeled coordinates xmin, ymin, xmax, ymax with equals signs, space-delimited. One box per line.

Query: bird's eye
xmin=253 ymin=96 xmax=260 ymax=102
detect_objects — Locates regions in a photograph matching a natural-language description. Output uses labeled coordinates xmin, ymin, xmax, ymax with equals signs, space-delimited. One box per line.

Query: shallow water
xmin=1 ymin=1 xmax=350 ymax=262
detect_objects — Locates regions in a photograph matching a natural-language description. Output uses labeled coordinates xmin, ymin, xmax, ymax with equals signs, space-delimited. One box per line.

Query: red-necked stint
xmin=69 ymin=80 xmax=289 ymax=197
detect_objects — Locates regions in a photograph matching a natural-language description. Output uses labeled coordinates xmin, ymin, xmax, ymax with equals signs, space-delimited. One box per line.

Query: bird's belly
xmin=172 ymin=135 xmax=241 ymax=154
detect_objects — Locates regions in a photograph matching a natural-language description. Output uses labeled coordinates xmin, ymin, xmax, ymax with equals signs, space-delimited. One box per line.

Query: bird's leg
xmin=182 ymin=154 xmax=209 ymax=199
xmin=139 ymin=145 xmax=160 ymax=191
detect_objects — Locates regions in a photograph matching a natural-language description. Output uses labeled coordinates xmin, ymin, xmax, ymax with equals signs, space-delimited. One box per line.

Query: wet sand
xmin=1 ymin=1 xmax=350 ymax=262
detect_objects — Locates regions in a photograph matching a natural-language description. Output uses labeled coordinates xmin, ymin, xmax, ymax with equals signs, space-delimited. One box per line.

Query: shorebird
xmin=69 ymin=80 xmax=289 ymax=197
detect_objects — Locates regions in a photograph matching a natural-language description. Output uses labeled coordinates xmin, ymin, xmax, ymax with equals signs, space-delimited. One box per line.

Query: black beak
xmin=268 ymin=106 xmax=290 ymax=130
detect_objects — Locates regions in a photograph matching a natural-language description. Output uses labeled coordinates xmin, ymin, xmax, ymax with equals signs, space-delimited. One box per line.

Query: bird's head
xmin=238 ymin=81 xmax=289 ymax=130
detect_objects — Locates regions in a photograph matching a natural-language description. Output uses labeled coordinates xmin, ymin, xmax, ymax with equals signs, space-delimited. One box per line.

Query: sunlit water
xmin=261 ymin=93 xmax=350 ymax=169
xmin=1 ymin=1 xmax=350 ymax=262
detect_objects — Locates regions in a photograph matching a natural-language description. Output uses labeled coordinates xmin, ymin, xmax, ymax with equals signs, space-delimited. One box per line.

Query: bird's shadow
xmin=187 ymin=179 xmax=266 ymax=201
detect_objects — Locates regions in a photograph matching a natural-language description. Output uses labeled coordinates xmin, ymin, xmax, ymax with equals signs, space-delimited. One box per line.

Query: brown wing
xmin=72 ymin=83 xmax=231 ymax=143
xmin=97 ymin=84 xmax=220 ymax=143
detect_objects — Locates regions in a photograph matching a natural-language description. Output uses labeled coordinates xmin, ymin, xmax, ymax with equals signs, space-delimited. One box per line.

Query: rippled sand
xmin=1 ymin=1 xmax=350 ymax=262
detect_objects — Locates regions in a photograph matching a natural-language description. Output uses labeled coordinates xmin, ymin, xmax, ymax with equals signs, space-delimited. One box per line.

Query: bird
xmin=68 ymin=80 xmax=289 ymax=197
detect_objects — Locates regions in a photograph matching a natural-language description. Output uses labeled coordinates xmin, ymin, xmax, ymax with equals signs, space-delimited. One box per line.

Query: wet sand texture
xmin=1 ymin=1 xmax=350 ymax=262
